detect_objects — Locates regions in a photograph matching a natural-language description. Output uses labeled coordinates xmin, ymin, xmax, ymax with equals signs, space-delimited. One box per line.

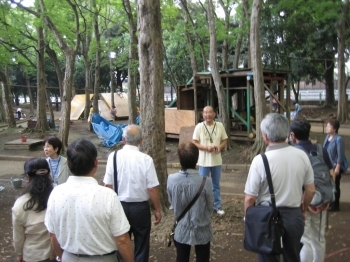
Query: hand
xmin=207 ymin=146 xmax=214 ymax=152
xmin=153 ymin=210 xmax=162 ymax=225
xmin=334 ymin=167 xmax=340 ymax=176
xmin=302 ymin=210 xmax=307 ymax=220
xmin=214 ymin=146 xmax=221 ymax=154
xmin=17 ymin=255 xmax=23 ymax=262
xmin=308 ymin=205 xmax=322 ymax=214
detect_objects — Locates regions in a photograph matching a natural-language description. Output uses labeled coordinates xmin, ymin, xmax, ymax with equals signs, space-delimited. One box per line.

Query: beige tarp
xmin=100 ymin=93 xmax=129 ymax=118
xmin=70 ymin=94 xmax=93 ymax=120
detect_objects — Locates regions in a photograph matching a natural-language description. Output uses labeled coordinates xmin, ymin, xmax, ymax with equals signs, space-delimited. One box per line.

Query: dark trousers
xmin=331 ymin=173 xmax=341 ymax=209
xmin=174 ymin=240 xmax=210 ymax=262
xmin=121 ymin=201 xmax=151 ymax=262
xmin=258 ymin=207 xmax=304 ymax=262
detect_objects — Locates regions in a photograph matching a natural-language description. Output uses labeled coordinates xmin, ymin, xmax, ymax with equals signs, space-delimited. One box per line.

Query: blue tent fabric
xmin=91 ymin=114 xmax=127 ymax=147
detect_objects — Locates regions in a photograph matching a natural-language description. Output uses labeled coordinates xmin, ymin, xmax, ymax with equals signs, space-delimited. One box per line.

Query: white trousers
xmin=300 ymin=210 xmax=327 ymax=262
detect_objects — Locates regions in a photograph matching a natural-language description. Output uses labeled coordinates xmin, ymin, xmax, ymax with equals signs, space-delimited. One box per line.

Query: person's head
xmin=326 ymin=118 xmax=340 ymax=134
xmin=122 ymin=125 xmax=142 ymax=146
xmin=67 ymin=139 xmax=98 ymax=176
xmin=289 ymin=119 xmax=311 ymax=142
xmin=177 ymin=142 xmax=199 ymax=170
xmin=202 ymin=106 xmax=215 ymax=124
xmin=261 ymin=113 xmax=289 ymax=143
xmin=112 ymin=106 xmax=116 ymax=109
xmin=22 ymin=158 xmax=53 ymax=212
xmin=44 ymin=136 xmax=63 ymax=157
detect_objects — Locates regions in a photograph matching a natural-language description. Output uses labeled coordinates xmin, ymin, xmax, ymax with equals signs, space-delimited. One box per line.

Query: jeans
xmin=300 ymin=210 xmax=327 ymax=262
xmin=258 ymin=207 xmax=304 ymax=262
xmin=199 ymin=165 xmax=222 ymax=209
xmin=174 ymin=240 xmax=210 ymax=262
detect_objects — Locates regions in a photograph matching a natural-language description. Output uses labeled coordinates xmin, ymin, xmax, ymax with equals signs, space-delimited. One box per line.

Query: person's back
xmin=47 ymin=178 xmax=128 ymax=254
xmin=290 ymin=119 xmax=333 ymax=262
xmin=45 ymin=139 xmax=133 ymax=262
xmin=12 ymin=158 xmax=53 ymax=262
xmin=244 ymin=113 xmax=315 ymax=262
xmin=247 ymin=145 xmax=313 ymax=208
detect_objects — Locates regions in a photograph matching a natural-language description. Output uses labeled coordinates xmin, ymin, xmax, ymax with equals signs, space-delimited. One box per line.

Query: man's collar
xmin=66 ymin=176 xmax=98 ymax=184
xmin=266 ymin=142 xmax=290 ymax=151
xmin=124 ymin=144 xmax=140 ymax=150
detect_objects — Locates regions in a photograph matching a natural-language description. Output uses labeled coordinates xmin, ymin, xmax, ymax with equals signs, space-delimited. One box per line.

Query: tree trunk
xmin=45 ymin=79 xmax=55 ymax=128
xmin=108 ymin=37 xmax=115 ymax=108
xmin=92 ymin=0 xmax=101 ymax=115
xmin=207 ymin=0 xmax=230 ymax=148
xmin=0 ymin=70 xmax=16 ymax=127
xmin=138 ymin=0 xmax=168 ymax=210
xmin=59 ymin=51 xmax=75 ymax=148
xmin=324 ymin=59 xmax=335 ymax=107
xmin=24 ymin=73 xmax=34 ymax=116
xmin=82 ymin=33 xmax=92 ymax=120
xmin=36 ymin=24 xmax=49 ymax=132
xmin=218 ymin=0 xmax=231 ymax=71
xmin=337 ymin=0 xmax=349 ymax=122
xmin=249 ymin=0 xmax=266 ymax=160
xmin=185 ymin=30 xmax=198 ymax=74
xmin=242 ymin=0 xmax=251 ymax=68
xmin=123 ymin=0 xmax=138 ymax=124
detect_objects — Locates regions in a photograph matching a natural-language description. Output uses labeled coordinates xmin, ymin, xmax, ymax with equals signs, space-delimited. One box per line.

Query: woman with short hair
xmin=12 ymin=158 xmax=54 ymax=262
xmin=323 ymin=118 xmax=347 ymax=211
xmin=167 ymin=142 xmax=214 ymax=262
xmin=44 ymin=136 xmax=70 ymax=186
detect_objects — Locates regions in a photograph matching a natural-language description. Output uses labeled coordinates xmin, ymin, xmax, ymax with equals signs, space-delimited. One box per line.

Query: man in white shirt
xmin=45 ymin=139 xmax=133 ymax=262
xmin=104 ymin=124 xmax=162 ymax=262
xmin=244 ymin=113 xmax=315 ymax=262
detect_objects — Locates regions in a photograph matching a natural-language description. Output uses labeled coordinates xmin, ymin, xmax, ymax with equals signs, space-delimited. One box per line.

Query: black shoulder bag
xmin=167 ymin=177 xmax=207 ymax=247
xmin=113 ymin=151 xmax=118 ymax=194
xmin=244 ymin=154 xmax=285 ymax=255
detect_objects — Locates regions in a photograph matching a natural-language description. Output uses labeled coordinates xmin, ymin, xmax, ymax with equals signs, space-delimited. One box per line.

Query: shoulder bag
xmin=244 ymin=154 xmax=285 ymax=255
xmin=167 ymin=176 xmax=207 ymax=247
xmin=113 ymin=151 xmax=118 ymax=194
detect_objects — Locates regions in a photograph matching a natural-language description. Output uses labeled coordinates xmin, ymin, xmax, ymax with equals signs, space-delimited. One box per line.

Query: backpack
xmin=296 ymin=144 xmax=335 ymax=207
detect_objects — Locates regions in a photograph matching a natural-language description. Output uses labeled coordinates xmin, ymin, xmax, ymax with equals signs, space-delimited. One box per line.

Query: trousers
xmin=174 ymin=240 xmax=210 ymax=262
xmin=62 ymin=251 xmax=118 ymax=262
xmin=121 ymin=201 xmax=151 ymax=262
xmin=300 ymin=210 xmax=327 ymax=262
xmin=258 ymin=207 xmax=304 ymax=262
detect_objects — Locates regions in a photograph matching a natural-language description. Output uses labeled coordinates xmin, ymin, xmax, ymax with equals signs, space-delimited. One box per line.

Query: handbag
xmin=244 ymin=154 xmax=285 ymax=255
xmin=113 ymin=151 xmax=119 ymax=194
xmin=167 ymin=177 xmax=207 ymax=247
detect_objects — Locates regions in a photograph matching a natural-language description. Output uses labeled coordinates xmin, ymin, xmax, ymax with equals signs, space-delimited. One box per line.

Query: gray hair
xmin=260 ymin=113 xmax=289 ymax=142
xmin=122 ymin=124 xmax=142 ymax=145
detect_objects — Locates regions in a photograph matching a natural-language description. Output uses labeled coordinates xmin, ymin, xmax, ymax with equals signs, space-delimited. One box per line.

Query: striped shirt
xmin=167 ymin=169 xmax=214 ymax=245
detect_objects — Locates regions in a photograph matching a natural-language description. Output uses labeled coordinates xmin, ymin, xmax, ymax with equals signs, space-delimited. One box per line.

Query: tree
xmin=0 ymin=69 xmax=16 ymax=127
xmin=337 ymin=0 xmax=349 ymax=122
xmin=207 ymin=0 xmax=230 ymax=147
xmin=123 ymin=0 xmax=138 ymax=124
xmin=138 ymin=0 xmax=168 ymax=209
xmin=249 ymin=0 xmax=266 ymax=159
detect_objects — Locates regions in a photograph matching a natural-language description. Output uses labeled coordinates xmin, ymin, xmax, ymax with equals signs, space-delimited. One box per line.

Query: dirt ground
xmin=0 ymin=105 xmax=350 ymax=261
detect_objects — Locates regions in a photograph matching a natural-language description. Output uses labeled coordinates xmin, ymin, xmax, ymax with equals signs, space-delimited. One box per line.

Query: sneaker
xmin=215 ymin=208 xmax=225 ymax=216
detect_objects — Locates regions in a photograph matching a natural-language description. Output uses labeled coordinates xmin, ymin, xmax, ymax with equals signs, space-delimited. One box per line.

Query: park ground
xmin=0 ymin=105 xmax=350 ymax=261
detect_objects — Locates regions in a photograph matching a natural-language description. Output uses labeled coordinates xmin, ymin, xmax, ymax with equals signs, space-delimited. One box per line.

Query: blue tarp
xmin=91 ymin=114 xmax=127 ymax=147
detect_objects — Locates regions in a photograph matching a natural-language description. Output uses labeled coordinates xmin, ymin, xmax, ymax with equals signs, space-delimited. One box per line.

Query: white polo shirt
xmin=244 ymin=143 xmax=314 ymax=208
xmin=45 ymin=176 xmax=130 ymax=255
xmin=103 ymin=145 xmax=159 ymax=202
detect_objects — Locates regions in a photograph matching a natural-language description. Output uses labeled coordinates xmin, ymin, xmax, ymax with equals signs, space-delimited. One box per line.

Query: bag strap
xmin=174 ymin=177 xmax=207 ymax=226
xmin=261 ymin=154 xmax=278 ymax=215
xmin=113 ymin=151 xmax=118 ymax=195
